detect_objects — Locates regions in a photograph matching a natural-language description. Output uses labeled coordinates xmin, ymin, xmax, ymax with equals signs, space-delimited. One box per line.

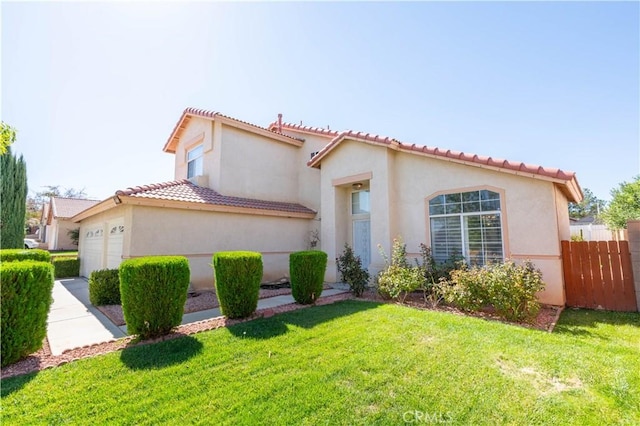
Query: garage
xmin=80 ymin=226 xmax=104 ymax=277
xmin=106 ymin=220 xmax=125 ymax=269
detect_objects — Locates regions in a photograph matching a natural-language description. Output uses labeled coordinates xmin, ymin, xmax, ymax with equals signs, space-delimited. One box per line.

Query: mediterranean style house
xmin=72 ymin=107 xmax=582 ymax=305
xmin=41 ymin=197 xmax=100 ymax=250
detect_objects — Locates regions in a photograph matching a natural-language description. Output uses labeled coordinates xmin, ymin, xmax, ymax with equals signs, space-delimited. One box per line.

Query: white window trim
xmin=186 ymin=144 xmax=204 ymax=179
xmin=428 ymin=189 xmax=505 ymax=266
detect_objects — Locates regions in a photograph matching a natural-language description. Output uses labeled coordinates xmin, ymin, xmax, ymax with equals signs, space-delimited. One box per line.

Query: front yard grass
xmin=2 ymin=301 xmax=639 ymax=425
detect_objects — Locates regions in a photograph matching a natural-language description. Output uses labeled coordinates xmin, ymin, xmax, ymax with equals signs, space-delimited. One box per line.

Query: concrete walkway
xmin=47 ymin=278 xmax=348 ymax=355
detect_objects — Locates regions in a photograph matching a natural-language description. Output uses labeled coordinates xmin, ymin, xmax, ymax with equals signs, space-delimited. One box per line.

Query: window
xmin=187 ymin=145 xmax=204 ymax=178
xmin=429 ymin=189 xmax=503 ymax=266
xmin=351 ymin=190 xmax=370 ymax=215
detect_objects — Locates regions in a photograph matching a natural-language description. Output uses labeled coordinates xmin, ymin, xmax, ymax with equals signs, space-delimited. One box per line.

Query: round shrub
xmin=89 ymin=269 xmax=121 ymax=305
xmin=213 ymin=251 xmax=263 ymax=319
xmin=1 ymin=260 xmax=54 ymax=367
xmin=0 ymin=249 xmax=51 ymax=263
xmin=119 ymin=256 xmax=190 ymax=339
xmin=290 ymin=250 xmax=328 ymax=304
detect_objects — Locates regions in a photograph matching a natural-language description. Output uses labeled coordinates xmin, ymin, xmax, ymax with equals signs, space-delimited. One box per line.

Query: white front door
xmin=353 ymin=219 xmax=371 ymax=267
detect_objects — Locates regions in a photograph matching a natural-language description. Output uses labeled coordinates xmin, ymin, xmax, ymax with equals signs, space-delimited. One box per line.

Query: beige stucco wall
xmin=50 ymin=218 xmax=81 ymax=251
xmin=319 ymin=139 xmax=571 ymax=305
xmin=128 ymin=205 xmax=313 ymax=291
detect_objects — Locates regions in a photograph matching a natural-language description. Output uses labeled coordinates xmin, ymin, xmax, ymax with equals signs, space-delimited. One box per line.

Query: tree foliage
xmin=601 ymin=176 xmax=640 ymax=230
xmin=1 ymin=146 xmax=28 ymax=248
xmin=0 ymin=122 xmax=16 ymax=155
xmin=568 ymin=188 xmax=606 ymax=220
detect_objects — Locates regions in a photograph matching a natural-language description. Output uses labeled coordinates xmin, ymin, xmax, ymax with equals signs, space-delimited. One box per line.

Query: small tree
xmin=601 ymin=176 xmax=640 ymax=230
xmin=1 ymin=146 xmax=27 ymax=249
xmin=336 ymin=244 xmax=370 ymax=297
xmin=67 ymin=228 xmax=80 ymax=246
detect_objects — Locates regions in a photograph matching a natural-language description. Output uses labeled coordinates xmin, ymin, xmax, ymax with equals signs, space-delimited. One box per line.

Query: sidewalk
xmin=47 ymin=278 xmax=348 ymax=355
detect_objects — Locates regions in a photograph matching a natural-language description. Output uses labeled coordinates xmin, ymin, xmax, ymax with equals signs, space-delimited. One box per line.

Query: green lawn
xmin=49 ymin=250 xmax=78 ymax=258
xmin=2 ymin=301 xmax=639 ymax=425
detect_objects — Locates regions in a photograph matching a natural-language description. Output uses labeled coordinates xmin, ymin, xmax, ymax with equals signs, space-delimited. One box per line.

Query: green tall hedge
xmin=119 ymin=256 xmax=190 ymax=339
xmin=1 ymin=261 xmax=54 ymax=367
xmin=290 ymin=250 xmax=328 ymax=304
xmin=52 ymin=257 xmax=80 ymax=278
xmin=0 ymin=249 xmax=51 ymax=263
xmin=89 ymin=269 xmax=121 ymax=305
xmin=213 ymin=251 xmax=263 ymax=319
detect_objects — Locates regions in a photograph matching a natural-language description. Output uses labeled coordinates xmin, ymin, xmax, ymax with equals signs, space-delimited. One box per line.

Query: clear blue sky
xmin=2 ymin=2 xmax=638 ymax=202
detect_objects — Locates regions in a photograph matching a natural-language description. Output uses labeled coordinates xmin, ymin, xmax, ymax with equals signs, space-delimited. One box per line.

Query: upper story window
xmin=187 ymin=145 xmax=204 ymax=178
xmin=429 ymin=189 xmax=503 ymax=266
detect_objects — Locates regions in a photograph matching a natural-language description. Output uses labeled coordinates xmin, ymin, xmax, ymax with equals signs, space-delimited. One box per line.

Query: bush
xmin=119 ymin=256 xmax=190 ymax=339
xmin=415 ymin=244 xmax=465 ymax=306
xmin=485 ymin=260 xmax=545 ymax=322
xmin=52 ymin=257 xmax=79 ymax=278
xmin=0 ymin=249 xmax=51 ymax=263
xmin=1 ymin=261 xmax=54 ymax=366
xmin=336 ymin=244 xmax=370 ymax=297
xmin=377 ymin=238 xmax=424 ymax=301
xmin=89 ymin=269 xmax=121 ymax=305
xmin=213 ymin=251 xmax=263 ymax=319
xmin=290 ymin=250 xmax=328 ymax=304
xmin=441 ymin=260 xmax=545 ymax=322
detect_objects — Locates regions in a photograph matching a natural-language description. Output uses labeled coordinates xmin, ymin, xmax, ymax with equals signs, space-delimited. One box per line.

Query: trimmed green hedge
xmin=213 ymin=251 xmax=263 ymax=319
xmin=119 ymin=256 xmax=190 ymax=339
xmin=89 ymin=269 xmax=121 ymax=305
xmin=290 ymin=250 xmax=328 ymax=304
xmin=1 ymin=261 xmax=54 ymax=367
xmin=0 ymin=249 xmax=51 ymax=263
xmin=52 ymin=257 xmax=80 ymax=278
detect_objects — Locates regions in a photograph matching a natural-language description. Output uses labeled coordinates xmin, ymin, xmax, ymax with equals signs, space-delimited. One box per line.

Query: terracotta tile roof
xmin=308 ymin=131 xmax=576 ymax=181
xmin=116 ymin=180 xmax=316 ymax=216
xmin=50 ymin=197 xmax=101 ymax=219
xmin=163 ymin=108 xmax=302 ymax=153
xmin=267 ymin=121 xmax=339 ymax=138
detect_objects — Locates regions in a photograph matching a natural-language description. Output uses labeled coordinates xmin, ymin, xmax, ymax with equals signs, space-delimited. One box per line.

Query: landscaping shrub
xmin=440 ymin=264 xmax=489 ymax=312
xmin=0 ymin=249 xmax=51 ymax=263
xmin=336 ymin=244 xmax=370 ymax=297
xmin=52 ymin=257 xmax=80 ymax=278
xmin=290 ymin=250 xmax=328 ymax=304
xmin=119 ymin=256 xmax=190 ymax=339
xmin=89 ymin=269 xmax=121 ymax=305
xmin=441 ymin=260 xmax=545 ymax=322
xmin=1 ymin=260 xmax=54 ymax=367
xmin=377 ymin=238 xmax=424 ymax=301
xmin=415 ymin=244 xmax=465 ymax=306
xmin=485 ymin=260 xmax=545 ymax=322
xmin=213 ymin=251 xmax=263 ymax=319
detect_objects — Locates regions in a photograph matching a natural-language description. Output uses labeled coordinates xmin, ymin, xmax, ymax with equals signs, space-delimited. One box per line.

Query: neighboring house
xmin=43 ymin=197 xmax=100 ymax=250
xmin=72 ymin=108 xmax=582 ymax=305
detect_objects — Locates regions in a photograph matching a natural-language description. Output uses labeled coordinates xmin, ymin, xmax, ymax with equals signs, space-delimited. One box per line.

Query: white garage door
xmin=81 ymin=227 xmax=104 ymax=277
xmin=106 ymin=221 xmax=125 ymax=269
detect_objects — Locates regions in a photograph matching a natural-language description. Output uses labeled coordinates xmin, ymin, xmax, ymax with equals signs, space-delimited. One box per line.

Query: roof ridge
xmin=115 ymin=179 xmax=193 ymax=196
xmin=268 ymin=121 xmax=340 ymax=137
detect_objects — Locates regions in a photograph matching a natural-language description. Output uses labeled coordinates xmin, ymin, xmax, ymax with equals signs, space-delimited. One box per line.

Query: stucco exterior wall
xmin=217 ymin=126 xmax=299 ymax=202
xmin=128 ymin=206 xmax=313 ymax=291
xmin=319 ymin=140 xmax=570 ymax=305
xmin=173 ymin=117 xmax=212 ymax=182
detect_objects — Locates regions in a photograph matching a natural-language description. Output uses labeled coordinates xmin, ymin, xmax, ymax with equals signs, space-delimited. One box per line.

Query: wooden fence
xmin=561 ymin=240 xmax=638 ymax=311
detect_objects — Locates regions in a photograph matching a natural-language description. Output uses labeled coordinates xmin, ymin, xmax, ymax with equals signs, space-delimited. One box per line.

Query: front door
xmin=353 ymin=219 xmax=371 ymax=267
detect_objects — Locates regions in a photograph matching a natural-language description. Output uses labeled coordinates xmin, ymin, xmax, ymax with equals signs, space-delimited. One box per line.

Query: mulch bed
xmin=1 ymin=290 xmax=562 ymax=380
xmin=96 ymin=287 xmax=301 ymax=326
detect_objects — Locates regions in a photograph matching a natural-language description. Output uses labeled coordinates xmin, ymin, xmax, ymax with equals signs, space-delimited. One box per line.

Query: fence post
xmin=627 ymin=220 xmax=640 ymax=311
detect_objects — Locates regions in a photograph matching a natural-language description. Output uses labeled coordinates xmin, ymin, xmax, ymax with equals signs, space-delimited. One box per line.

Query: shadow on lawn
xmin=554 ymin=308 xmax=640 ymax=338
xmin=228 ymin=299 xmax=383 ymax=340
xmin=1 ymin=369 xmax=38 ymax=397
xmin=120 ymin=335 xmax=203 ymax=370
